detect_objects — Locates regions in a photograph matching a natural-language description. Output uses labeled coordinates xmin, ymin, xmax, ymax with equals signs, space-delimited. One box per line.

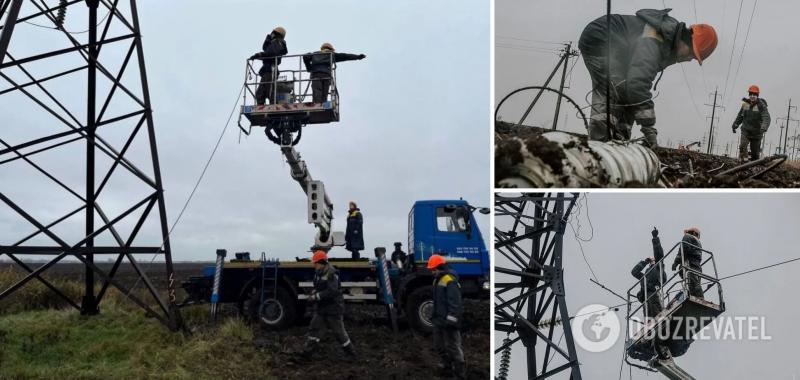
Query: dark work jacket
xmin=673 ymin=233 xmax=702 ymax=268
xmin=432 ymin=270 xmax=463 ymax=328
xmin=733 ymin=98 xmax=771 ymax=134
xmin=579 ymin=9 xmax=685 ymax=118
xmin=631 ymin=236 xmax=668 ymax=302
xmin=312 ymin=263 xmax=344 ymax=316
xmin=251 ymin=35 xmax=288 ymax=76
xmin=303 ymin=51 xmax=362 ymax=76
xmin=391 ymin=247 xmax=407 ymax=264
xmin=345 ymin=209 xmax=364 ymax=251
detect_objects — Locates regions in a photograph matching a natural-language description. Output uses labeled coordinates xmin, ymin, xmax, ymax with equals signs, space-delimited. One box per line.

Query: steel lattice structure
xmin=0 ymin=0 xmax=182 ymax=330
xmin=495 ymin=193 xmax=582 ymax=379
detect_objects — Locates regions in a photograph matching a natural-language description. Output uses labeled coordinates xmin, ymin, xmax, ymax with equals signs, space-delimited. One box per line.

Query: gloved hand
xmin=651 ymin=227 xmax=658 ymax=238
xmin=645 ymin=257 xmax=654 ymax=263
xmin=358 ymin=54 xmax=366 ymax=59
xmin=249 ymin=54 xmax=258 ymax=60
xmin=308 ymin=293 xmax=319 ymax=302
xmin=732 ymin=125 xmax=738 ymax=133
xmin=671 ymin=261 xmax=679 ymax=271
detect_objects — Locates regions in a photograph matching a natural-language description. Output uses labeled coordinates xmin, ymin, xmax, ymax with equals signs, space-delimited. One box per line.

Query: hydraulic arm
xmin=280 ymin=145 xmax=343 ymax=249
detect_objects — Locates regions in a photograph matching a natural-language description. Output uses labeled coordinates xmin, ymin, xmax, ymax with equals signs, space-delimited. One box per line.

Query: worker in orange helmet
xmin=303 ymin=250 xmax=356 ymax=358
xmin=428 ymin=254 xmax=466 ymax=379
xmin=579 ymin=9 xmax=718 ymax=148
xmin=671 ymin=227 xmax=704 ymax=299
xmin=732 ymin=85 xmax=771 ymax=161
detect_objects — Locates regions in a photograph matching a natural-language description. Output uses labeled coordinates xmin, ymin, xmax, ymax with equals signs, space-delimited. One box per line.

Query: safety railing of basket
xmin=242 ymin=52 xmax=339 ymax=106
xmin=624 ymin=240 xmax=724 ymax=337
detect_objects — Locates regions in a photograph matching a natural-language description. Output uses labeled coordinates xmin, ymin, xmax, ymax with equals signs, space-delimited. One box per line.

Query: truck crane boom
xmin=281 ymin=145 xmax=344 ymax=249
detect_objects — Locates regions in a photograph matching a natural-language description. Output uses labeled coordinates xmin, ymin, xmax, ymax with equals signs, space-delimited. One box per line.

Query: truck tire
xmin=256 ymin=287 xmax=296 ymax=330
xmin=406 ymin=285 xmax=435 ymax=334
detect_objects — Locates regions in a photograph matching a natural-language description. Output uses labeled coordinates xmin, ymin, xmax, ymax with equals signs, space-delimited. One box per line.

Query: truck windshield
xmin=436 ymin=207 xmax=468 ymax=232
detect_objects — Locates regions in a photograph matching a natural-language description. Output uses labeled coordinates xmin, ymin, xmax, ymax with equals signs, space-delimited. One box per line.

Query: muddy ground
xmin=0 ymin=261 xmax=490 ymax=379
xmin=253 ymin=300 xmax=489 ymax=380
xmin=496 ymin=122 xmax=800 ymax=188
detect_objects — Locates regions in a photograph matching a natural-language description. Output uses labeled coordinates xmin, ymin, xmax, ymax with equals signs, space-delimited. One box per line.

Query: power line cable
xmin=128 ymin=84 xmax=244 ymax=294
xmin=496 ymin=35 xmax=566 ymax=46
xmin=721 ymin=0 xmax=745 ymax=104
xmin=727 ymin=0 xmax=758 ymax=111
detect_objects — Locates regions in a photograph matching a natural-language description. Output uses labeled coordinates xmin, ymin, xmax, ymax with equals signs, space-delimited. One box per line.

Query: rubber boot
xmin=640 ymin=126 xmax=658 ymax=148
xmin=302 ymin=338 xmax=319 ymax=358
xmin=343 ymin=342 xmax=357 ymax=358
xmin=453 ymin=361 xmax=467 ymax=380
xmin=436 ymin=361 xmax=454 ymax=377
xmin=588 ymin=119 xmax=610 ymax=141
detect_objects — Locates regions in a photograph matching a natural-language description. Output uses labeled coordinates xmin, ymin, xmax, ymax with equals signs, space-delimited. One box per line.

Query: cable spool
xmin=55 ymin=0 xmax=67 ymax=28
xmin=498 ymin=336 xmax=512 ymax=380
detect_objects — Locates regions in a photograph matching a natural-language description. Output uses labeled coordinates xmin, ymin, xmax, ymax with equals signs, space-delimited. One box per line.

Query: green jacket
xmin=733 ymin=98 xmax=771 ymax=134
xmin=579 ymin=9 xmax=687 ymax=126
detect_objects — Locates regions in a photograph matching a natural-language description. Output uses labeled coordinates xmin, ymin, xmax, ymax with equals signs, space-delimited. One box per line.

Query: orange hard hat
xmin=690 ymin=24 xmax=718 ymax=65
xmin=312 ymin=250 xmax=328 ymax=263
xmin=748 ymin=85 xmax=760 ymax=94
xmin=684 ymin=227 xmax=701 ymax=238
xmin=427 ymin=254 xmax=447 ymax=269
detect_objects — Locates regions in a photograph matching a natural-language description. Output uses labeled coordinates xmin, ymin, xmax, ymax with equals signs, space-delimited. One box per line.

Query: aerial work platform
xmin=239 ymin=53 xmax=341 ymax=142
xmin=624 ymin=240 xmax=725 ymax=375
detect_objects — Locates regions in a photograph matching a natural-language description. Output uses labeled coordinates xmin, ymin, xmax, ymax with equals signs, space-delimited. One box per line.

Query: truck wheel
xmin=406 ymin=286 xmax=434 ymax=334
xmin=257 ymin=287 xmax=296 ymax=330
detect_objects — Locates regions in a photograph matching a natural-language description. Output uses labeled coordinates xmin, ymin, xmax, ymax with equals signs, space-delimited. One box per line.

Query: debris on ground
xmin=496 ymin=122 xmax=800 ymax=188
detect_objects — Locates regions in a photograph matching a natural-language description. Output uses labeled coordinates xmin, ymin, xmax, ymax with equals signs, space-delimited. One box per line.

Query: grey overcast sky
xmin=496 ymin=0 xmax=800 ymax=154
xmin=495 ymin=193 xmax=800 ymax=379
xmin=0 ymin=0 xmax=490 ymax=262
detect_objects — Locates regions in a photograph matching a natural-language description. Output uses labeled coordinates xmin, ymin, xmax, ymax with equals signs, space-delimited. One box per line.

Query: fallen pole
xmin=713 ymin=154 xmax=787 ymax=179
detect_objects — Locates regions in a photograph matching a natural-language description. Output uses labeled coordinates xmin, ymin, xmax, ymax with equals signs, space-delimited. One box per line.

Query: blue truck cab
xmin=180 ymin=199 xmax=489 ymax=333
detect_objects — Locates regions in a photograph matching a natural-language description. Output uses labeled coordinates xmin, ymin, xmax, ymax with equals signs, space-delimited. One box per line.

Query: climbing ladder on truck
xmin=624 ymin=240 xmax=725 ymax=377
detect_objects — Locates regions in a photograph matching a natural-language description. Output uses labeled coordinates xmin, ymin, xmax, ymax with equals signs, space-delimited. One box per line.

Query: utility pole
xmin=705 ymin=88 xmax=723 ymax=154
xmin=551 ymin=43 xmax=578 ymax=130
xmin=782 ymin=99 xmax=797 ymax=155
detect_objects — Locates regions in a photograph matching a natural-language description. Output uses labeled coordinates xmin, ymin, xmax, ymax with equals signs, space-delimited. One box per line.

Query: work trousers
xmin=679 ymin=262 xmax=704 ymax=299
xmin=583 ymin=55 xmax=658 ymax=147
xmin=255 ymin=69 xmax=278 ymax=105
xmin=311 ymin=72 xmax=332 ymax=103
xmin=434 ymin=325 xmax=466 ymax=379
xmin=305 ymin=313 xmax=351 ymax=348
xmin=738 ymin=130 xmax=763 ymax=161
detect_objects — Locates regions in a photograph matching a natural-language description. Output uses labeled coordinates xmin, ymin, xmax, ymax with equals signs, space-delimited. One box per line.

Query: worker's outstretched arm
xmin=334 ymin=52 xmax=366 ymax=62
xmin=759 ymin=99 xmax=771 ymax=132
xmin=445 ymin=278 xmax=464 ymax=326
xmin=652 ymin=237 xmax=664 ymax=262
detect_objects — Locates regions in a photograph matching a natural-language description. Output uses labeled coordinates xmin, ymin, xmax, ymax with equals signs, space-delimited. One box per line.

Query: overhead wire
xmin=128 ymin=84 xmax=245 ymax=294
xmin=721 ymin=0 xmax=745 ymax=105
xmin=727 ymin=0 xmax=758 ymax=111
xmin=496 ymin=35 xmax=566 ymax=46
xmin=22 ymin=3 xmax=112 ymax=35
